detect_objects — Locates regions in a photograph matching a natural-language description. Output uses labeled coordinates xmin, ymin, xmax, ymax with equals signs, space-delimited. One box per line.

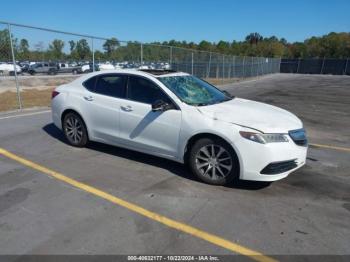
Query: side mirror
xmin=152 ymin=100 xmax=173 ymax=112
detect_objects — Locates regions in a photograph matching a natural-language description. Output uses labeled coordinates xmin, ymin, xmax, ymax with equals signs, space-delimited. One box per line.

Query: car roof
xmin=75 ymin=69 xmax=189 ymax=83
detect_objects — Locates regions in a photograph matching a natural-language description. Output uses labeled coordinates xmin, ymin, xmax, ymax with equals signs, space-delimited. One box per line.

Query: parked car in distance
xmin=51 ymin=69 xmax=308 ymax=186
xmin=19 ymin=62 xmax=30 ymax=73
xmin=0 ymin=63 xmax=22 ymax=76
xmin=77 ymin=63 xmax=99 ymax=74
xmin=98 ymin=62 xmax=115 ymax=71
xmin=28 ymin=62 xmax=58 ymax=75
xmin=57 ymin=63 xmax=81 ymax=74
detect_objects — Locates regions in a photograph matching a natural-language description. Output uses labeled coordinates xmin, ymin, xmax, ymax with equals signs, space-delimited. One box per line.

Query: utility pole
xmin=191 ymin=52 xmax=194 ymax=75
xmin=140 ymin=43 xmax=143 ymax=67
xmin=8 ymin=23 xmax=22 ymax=110
xmin=91 ymin=38 xmax=95 ymax=72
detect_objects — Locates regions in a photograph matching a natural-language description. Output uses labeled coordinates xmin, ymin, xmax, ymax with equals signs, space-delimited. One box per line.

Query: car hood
xmin=197 ymin=98 xmax=302 ymax=133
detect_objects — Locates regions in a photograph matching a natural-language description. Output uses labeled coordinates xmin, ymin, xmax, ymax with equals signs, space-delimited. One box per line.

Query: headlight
xmin=239 ymin=131 xmax=289 ymax=144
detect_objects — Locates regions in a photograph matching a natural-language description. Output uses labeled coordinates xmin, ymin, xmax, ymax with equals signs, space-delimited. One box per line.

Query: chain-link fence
xmin=0 ymin=21 xmax=281 ymax=112
xmin=281 ymin=58 xmax=350 ymax=75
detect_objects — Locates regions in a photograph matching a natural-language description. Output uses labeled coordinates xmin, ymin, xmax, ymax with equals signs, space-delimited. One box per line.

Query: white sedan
xmin=51 ymin=69 xmax=307 ymax=185
xmin=0 ymin=63 xmax=22 ymax=75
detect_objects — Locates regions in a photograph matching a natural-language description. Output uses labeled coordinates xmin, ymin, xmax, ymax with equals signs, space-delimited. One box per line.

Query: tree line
xmin=0 ymin=29 xmax=349 ymax=62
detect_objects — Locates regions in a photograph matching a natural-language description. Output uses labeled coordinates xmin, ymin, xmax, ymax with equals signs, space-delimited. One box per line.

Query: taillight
xmin=52 ymin=90 xmax=60 ymax=99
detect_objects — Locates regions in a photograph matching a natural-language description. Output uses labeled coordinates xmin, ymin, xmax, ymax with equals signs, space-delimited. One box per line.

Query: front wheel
xmin=188 ymin=138 xmax=239 ymax=185
xmin=63 ymin=113 xmax=88 ymax=147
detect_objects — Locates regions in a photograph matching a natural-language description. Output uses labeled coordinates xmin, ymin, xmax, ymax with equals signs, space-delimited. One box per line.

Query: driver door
xmin=118 ymin=75 xmax=182 ymax=158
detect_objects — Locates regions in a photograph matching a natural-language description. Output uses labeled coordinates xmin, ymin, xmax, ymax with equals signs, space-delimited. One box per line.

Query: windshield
xmin=158 ymin=75 xmax=232 ymax=106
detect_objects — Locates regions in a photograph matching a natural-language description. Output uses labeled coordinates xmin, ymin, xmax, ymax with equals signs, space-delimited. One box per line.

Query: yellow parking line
xmin=0 ymin=147 xmax=276 ymax=262
xmin=309 ymin=143 xmax=350 ymax=152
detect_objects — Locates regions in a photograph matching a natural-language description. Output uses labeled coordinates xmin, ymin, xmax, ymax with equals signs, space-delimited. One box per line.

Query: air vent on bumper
xmin=260 ymin=159 xmax=298 ymax=175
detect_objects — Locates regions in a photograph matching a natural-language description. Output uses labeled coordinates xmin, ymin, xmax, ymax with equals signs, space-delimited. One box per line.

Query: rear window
xmin=83 ymin=74 xmax=127 ymax=99
xmin=95 ymin=75 xmax=127 ymax=98
xmin=83 ymin=76 xmax=97 ymax=92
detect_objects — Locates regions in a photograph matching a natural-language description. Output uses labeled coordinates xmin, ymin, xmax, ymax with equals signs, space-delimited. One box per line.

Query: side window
xmin=37 ymin=64 xmax=42 ymax=68
xmin=95 ymin=74 xmax=127 ymax=98
xmin=127 ymin=76 xmax=171 ymax=104
xmin=83 ymin=76 xmax=97 ymax=92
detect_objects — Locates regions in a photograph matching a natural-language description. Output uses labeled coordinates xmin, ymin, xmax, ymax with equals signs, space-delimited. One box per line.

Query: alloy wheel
xmin=65 ymin=116 xmax=83 ymax=144
xmin=195 ymin=144 xmax=233 ymax=180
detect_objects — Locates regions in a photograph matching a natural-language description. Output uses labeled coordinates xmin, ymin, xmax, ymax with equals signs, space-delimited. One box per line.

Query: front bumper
xmin=234 ymin=137 xmax=307 ymax=182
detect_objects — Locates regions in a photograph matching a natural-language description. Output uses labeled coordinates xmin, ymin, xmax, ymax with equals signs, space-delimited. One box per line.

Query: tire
xmin=29 ymin=70 xmax=35 ymax=75
xmin=188 ymin=137 xmax=239 ymax=185
xmin=63 ymin=112 xmax=88 ymax=147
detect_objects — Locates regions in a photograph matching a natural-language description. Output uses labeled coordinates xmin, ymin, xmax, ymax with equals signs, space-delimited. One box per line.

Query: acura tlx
xmin=51 ymin=69 xmax=307 ymax=185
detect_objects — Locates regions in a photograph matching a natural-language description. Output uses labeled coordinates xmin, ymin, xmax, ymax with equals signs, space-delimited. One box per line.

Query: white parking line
xmin=0 ymin=110 xmax=51 ymax=120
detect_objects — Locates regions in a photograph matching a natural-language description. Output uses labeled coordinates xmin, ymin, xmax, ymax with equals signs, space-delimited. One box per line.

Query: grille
xmin=289 ymin=128 xmax=308 ymax=146
xmin=260 ymin=160 xmax=298 ymax=175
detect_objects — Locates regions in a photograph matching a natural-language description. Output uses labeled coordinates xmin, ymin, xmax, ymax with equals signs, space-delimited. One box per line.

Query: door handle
xmin=83 ymin=95 xmax=94 ymax=101
xmin=121 ymin=105 xmax=133 ymax=112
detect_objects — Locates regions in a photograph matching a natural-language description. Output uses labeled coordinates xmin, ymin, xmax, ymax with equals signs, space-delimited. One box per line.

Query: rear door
xmin=80 ymin=73 xmax=127 ymax=142
xmin=119 ymin=75 xmax=182 ymax=157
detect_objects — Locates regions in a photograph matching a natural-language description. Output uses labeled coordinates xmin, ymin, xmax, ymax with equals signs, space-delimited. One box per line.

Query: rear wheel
xmin=188 ymin=138 xmax=239 ymax=185
xmin=63 ymin=112 xmax=88 ymax=147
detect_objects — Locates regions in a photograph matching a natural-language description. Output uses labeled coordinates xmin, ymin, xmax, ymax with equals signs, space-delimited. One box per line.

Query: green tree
xmin=17 ymin=38 xmax=30 ymax=60
xmin=103 ymin=37 xmax=120 ymax=56
xmin=245 ymin=33 xmax=263 ymax=45
xmin=75 ymin=39 xmax=91 ymax=60
xmin=68 ymin=40 xmax=76 ymax=52
xmin=198 ymin=40 xmax=212 ymax=51
xmin=216 ymin=41 xmax=230 ymax=53
xmin=0 ymin=29 xmax=13 ymax=61
xmin=49 ymin=39 xmax=65 ymax=59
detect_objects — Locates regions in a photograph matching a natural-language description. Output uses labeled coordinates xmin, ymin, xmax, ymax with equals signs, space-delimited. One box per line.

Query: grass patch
xmin=0 ymin=88 xmax=54 ymax=112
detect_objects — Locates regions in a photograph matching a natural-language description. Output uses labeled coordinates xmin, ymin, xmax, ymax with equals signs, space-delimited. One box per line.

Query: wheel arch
xmin=183 ymin=132 xmax=241 ymax=172
xmin=61 ymin=108 xmax=90 ymax=140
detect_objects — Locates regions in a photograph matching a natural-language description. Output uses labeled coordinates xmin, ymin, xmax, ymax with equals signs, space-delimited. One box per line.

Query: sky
xmin=0 ymin=0 xmax=349 ymax=44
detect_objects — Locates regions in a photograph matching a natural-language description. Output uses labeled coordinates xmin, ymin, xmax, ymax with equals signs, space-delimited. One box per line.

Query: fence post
xmin=191 ymin=52 xmax=194 ymax=75
xmin=231 ymin=56 xmax=234 ymax=79
xmin=278 ymin=57 xmax=282 ymax=74
xmin=222 ymin=54 xmax=224 ymax=84
xmin=296 ymin=58 xmax=301 ymax=74
xmin=345 ymin=58 xmax=349 ymax=75
xmin=169 ymin=46 xmax=172 ymax=69
xmin=8 ymin=23 xmax=22 ymax=110
xmin=242 ymin=56 xmax=246 ymax=78
xmin=228 ymin=55 xmax=231 ymax=80
xmin=91 ymin=38 xmax=95 ymax=72
xmin=207 ymin=52 xmax=212 ymax=78
xmin=250 ymin=57 xmax=253 ymax=77
xmin=140 ymin=43 xmax=143 ymax=67
xmin=320 ymin=57 xmax=325 ymax=74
